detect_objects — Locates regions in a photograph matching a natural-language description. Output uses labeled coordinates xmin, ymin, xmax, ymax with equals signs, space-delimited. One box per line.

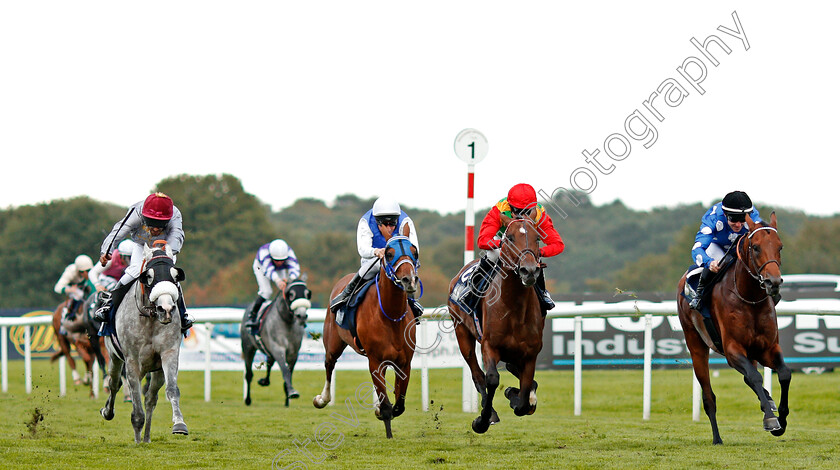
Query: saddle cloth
xmin=335 ymin=278 xmax=377 ymax=338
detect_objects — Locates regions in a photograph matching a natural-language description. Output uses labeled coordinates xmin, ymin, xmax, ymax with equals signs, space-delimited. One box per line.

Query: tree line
xmin=1 ymin=173 xmax=837 ymax=310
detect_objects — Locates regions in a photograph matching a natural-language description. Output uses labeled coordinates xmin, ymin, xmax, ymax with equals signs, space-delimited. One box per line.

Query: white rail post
xmin=92 ymin=360 xmax=99 ymax=399
xmin=692 ymin=375 xmax=701 ymax=421
xmin=1 ymin=326 xmax=7 ymax=393
xmin=204 ymin=322 xmax=214 ymax=402
xmin=643 ymin=314 xmax=653 ymax=420
xmin=420 ymin=320 xmax=429 ymax=412
xmin=59 ymin=356 xmax=67 ymax=397
xmin=25 ymin=326 xmax=32 ymax=394
xmin=574 ymin=315 xmax=582 ymax=416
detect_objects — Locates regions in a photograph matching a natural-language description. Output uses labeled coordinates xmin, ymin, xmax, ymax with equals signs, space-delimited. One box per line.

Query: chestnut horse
xmin=448 ymin=214 xmax=544 ymax=433
xmin=677 ymin=212 xmax=790 ymax=445
xmin=313 ymin=224 xmax=419 ymax=439
xmin=51 ymin=289 xmax=105 ymax=396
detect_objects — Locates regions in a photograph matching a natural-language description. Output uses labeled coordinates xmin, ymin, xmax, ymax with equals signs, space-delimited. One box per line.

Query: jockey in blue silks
xmin=329 ymin=197 xmax=423 ymax=318
xmin=689 ymin=190 xmax=763 ymax=311
xmin=244 ymin=239 xmax=301 ymax=328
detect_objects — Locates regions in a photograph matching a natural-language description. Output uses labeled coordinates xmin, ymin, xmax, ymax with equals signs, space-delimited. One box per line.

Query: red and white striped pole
xmin=454 ymin=129 xmax=488 ymax=267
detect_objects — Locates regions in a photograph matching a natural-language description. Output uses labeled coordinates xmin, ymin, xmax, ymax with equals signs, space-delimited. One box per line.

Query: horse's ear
xmin=528 ymin=207 xmax=538 ymax=222
xmin=745 ymin=213 xmax=755 ymax=229
xmin=165 ymin=244 xmax=174 ymax=259
xmin=171 ymin=267 xmax=185 ymax=283
xmin=769 ymin=211 xmax=777 ymax=229
xmin=500 ymin=214 xmax=512 ymax=227
xmin=143 ymin=243 xmax=153 ymax=260
xmin=402 ymin=222 xmax=410 ymax=238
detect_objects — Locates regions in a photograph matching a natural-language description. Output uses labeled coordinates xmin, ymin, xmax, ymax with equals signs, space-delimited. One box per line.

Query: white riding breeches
xmin=705 ymin=243 xmax=726 ymax=263
xmin=253 ymin=258 xmax=275 ymax=300
xmin=358 ymin=257 xmax=380 ymax=281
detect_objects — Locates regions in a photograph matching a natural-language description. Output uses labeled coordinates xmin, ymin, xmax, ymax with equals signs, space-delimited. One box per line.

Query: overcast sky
xmin=2 ymin=2 xmax=837 ymax=218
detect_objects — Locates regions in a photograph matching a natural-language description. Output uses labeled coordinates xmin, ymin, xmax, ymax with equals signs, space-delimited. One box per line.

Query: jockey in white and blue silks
xmin=329 ymin=197 xmax=423 ymax=317
xmin=689 ymin=190 xmax=763 ymax=311
xmin=244 ymin=239 xmax=301 ymax=328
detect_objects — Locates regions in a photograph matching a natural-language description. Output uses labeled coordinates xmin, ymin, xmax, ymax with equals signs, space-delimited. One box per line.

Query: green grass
xmin=1 ymin=360 xmax=839 ymax=469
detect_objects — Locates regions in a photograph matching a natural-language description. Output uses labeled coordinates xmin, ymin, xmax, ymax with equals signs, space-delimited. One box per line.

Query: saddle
xmin=335 ymin=278 xmax=377 ymax=355
xmin=248 ymin=300 xmax=274 ymax=336
xmin=682 ymin=256 xmax=735 ymax=354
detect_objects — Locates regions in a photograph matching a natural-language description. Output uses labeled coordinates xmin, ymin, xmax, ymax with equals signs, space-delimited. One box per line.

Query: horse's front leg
xmin=506 ymin=359 xmax=537 ymax=416
xmin=370 ymin=359 xmax=395 ymax=438
xmin=391 ymin=360 xmax=412 ymax=418
xmin=764 ymin=346 xmax=792 ymax=436
xmin=142 ymin=371 xmax=166 ymax=443
xmin=472 ymin=348 xmax=500 ymax=434
xmin=313 ymin=324 xmax=346 ymax=409
xmin=100 ymin=347 xmax=123 ymax=421
xmin=270 ymin=347 xmax=299 ymax=406
xmin=242 ymin=341 xmax=256 ymax=406
xmin=161 ymin=350 xmax=188 ymax=436
xmin=728 ymin=352 xmax=780 ymax=433
xmin=124 ymin=360 xmax=145 ymax=443
xmin=258 ymin=358 xmax=274 ymax=387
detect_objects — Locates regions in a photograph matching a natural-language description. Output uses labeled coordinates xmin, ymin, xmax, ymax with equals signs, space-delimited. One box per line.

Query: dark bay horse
xmin=100 ymin=243 xmax=188 ymax=443
xmin=448 ymin=214 xmax=545 ymax=433
xmin=314 ymin=225 xmax=419 ymax=439
xmin=678 ymin=212 xmax=789 ymax=445
xmin=241 ymin=278 xmax=311 ymax=407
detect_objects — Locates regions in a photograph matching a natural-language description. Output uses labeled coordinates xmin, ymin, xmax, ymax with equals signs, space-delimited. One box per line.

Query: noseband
xmin=377 ymin=236 xmax=421 ymax=321
xmin=733 ymin=226 xmax=781 ymax=304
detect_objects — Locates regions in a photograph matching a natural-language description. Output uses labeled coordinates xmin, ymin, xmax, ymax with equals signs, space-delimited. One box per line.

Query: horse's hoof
xmin=245 ymin=397 xmax=251 ymax=406
xmin=313 ymin=396 xmax=328 ymax=409
xmin=288 ymin=389 xmax=300 ymax=399
xmin=172 ymin=423 xmax=189 ymax=435
xmin=490 ymin=409 xmax=500 ymax=425
xmin=763 ymin=417 xmax=782 ymax=432
xmin=258 ymin=378 xmax=270 ymax=387
xmin=392 ymin=403 xmax=405 ymax=418
xmin=471 ymin=416 xmax=490 ymax=434
xmin=504 ymin=387 xmax=519 ymax=399
xmin=770 ymin=427 xmax=786 ymax=437
xmin=100 ymin=407 xmax=114 ymax=421
xmin=763 ymin=399 xmax=778 ymax=414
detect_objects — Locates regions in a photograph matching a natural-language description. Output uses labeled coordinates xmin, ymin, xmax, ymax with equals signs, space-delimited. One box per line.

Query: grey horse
xmin=241 ymin=278 xmax=311 ymax=407
xmin=99 ymin=243 xmax=188 ymax=443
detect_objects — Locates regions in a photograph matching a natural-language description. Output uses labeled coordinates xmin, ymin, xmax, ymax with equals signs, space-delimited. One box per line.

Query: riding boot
xmin=408 ymin=296 xmax=424 ymax=319
xmin=177 ymin=284 xmax=192 ymax=335
xmin=244 ymin=295 xmax=266 ymax=328
xmin=65 ymin=298 xmax=81 ymax=322
xmin=689 ymin=267 xmax=713 ymax=311
xmin=330 ymin=273 xmax=363 ymax=313
xmin=535 ymin=269 xmax=555 ymax=316
xmin=93 ymin=282 xmax=131 ymax=324
xmin=459 ymin=255 xmax=495 ymax=314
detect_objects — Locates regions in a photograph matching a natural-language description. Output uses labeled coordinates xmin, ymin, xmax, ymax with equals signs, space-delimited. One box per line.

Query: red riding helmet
xmin=141 ymin=192 xmax=174 ymax=228
xmin=507 ymin=183 xmax=538 ymax=211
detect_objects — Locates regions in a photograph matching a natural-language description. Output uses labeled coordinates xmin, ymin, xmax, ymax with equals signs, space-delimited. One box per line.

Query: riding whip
xmin=103 ymin=207 xmax=134 ymax=264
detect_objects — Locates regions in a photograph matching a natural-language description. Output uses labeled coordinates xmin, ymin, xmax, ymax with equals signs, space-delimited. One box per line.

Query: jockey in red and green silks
xmin=459 ymin=183 xmax=565 ymax=315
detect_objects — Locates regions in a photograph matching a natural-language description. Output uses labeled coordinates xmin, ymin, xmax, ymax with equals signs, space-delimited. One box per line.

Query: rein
xmin=732 ymin=226 xmax=780 ymax=305
xmin=376 ymin=236 xmax=420 ymax=321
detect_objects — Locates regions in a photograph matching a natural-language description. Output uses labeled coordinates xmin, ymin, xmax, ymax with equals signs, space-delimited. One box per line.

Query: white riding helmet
xmin=74 ymin=254 xmax=93 ymax=272
xmin=117 ymin=239 xmax=134 ymax=256
xmin=372 ymin=197 xmax=401 ymax=216
xmin=269 ymin=239 xmax=290 ymax=261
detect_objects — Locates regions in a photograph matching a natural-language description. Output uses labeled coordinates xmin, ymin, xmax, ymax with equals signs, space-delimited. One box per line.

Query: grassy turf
xmin=1 ymin=360 xmax=838 ymax=469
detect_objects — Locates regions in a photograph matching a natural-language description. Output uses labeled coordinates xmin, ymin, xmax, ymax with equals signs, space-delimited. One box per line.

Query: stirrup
xmin=181 ymin=316 xmax=193 ymax=332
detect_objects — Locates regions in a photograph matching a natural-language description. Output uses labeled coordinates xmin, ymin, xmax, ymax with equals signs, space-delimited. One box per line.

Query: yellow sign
xmin=9 ymin=310 xmax=61 ymax=358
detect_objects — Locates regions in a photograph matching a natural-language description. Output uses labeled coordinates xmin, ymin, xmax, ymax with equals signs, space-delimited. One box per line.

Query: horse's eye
xmin=752 ymin=245 xmax=761 ymax=253
xmin=385 ymin=251 xmax=394 ymax=261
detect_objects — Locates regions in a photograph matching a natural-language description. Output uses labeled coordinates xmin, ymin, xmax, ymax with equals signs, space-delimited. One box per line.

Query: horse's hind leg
xmin=161 ymin=350 xmax=188 ymax=436
xmin=728 ymin=352 xmax=781 ymax=433
xmin=124 ymin=361 xmax=146 ymax=443
xmin=369 ymin=360 xmax=395 ymax=438
xmin=391 ymin=363 xmax=411 ymax=418
xmin=313 ymin=326 xmax=346 ymax=409
xmin=142 ymin=371 xmax=166 ymax=443
xmin=686 ymin=332 xmax=722 ymax=444
xmin=454 ymin=326 xmax=497 ymax=425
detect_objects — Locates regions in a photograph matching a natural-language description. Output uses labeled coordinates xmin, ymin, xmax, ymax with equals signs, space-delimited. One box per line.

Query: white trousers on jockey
xmin=253 ymin=258 xmax=279 ymax=300
xmin=358 ymin=257 xmax=381 ymax=281
xmin=118 ymin=240 xmax=177 ymax=287
xmin=702 ymin=243 xmax=726 ymax=266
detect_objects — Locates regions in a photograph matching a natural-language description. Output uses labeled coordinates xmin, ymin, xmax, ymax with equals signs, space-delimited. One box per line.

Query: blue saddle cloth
xmin=335 ymin=278 xmax=377 ymax=333
xmin=448 ymin=263 xmax=484 ymax=339
xmin=682 ymin=265 xmax=713 ymax=319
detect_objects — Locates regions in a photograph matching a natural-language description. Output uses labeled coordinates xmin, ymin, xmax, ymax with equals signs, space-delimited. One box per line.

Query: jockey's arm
xmin=356 ymin=217 xmax=377 ymax=259
xmin=536 ymin=213 xmax=565 ymax=258
xmin=477 ymin=206 xmax=503 ymax=251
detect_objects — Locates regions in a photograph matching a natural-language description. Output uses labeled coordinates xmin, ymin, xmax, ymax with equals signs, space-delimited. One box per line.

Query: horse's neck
xmin=377 ymin=269 xmax=407 ymax=316
xmin=495 ymin=267 xmax=537 ymax=315
xmin=732 ymin=242 xmax=766 ymax=302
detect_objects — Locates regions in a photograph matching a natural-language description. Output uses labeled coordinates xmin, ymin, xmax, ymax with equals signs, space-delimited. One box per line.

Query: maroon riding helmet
xmin=141 ymin=192 xmax=174 ymax=228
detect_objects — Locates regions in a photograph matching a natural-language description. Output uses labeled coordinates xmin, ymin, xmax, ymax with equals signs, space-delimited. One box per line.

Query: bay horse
xmin=448 ymin=213 xmax=544 ymax=433
xmin=100 ymin=243 xmax=188 ymax=443
xmin=677 ymin=212 xmax=789 ymax=445
xmin=313 ymin=224 xmax=419 ymax=439
xmin=241 ymin=278 xmax=312 ymax=407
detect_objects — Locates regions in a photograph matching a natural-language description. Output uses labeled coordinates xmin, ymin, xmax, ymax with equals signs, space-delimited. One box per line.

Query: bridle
xmin=732 ymin=226 xmax=781 ymax=304
xmin=502 ymin=218 xmax=540 ymax=272
xmin=377 ymin=236 xmax=422 ymax=321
